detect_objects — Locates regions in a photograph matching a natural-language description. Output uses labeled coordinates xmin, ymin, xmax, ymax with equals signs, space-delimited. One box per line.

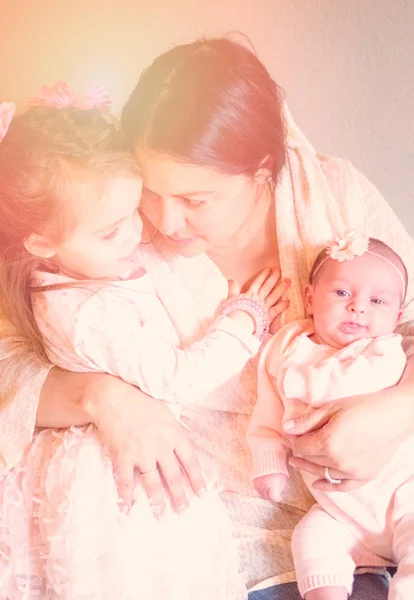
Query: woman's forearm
xmin=389 ymin=354 xmax=414 ymax=437
xmin=36 ymin=367 xmax=108 ymax=428
xmin=400 ymin=354 xmax=414 ymax=384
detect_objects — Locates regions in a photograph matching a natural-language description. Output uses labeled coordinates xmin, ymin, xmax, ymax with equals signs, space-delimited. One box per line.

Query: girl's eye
xmin=335 ymin=289 xmax=349 ymax=297
xmin=102 ymin=227 xmax=120 ymax=241
xmin=371 ymin=298 xmax=385 ymax=305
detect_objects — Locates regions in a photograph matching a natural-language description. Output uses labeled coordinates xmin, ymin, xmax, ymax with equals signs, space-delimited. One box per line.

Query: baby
xmin=247 ymin=232 xmax=412 ymax=599
xmin=0 ymin=87 xmax=285 ymax=600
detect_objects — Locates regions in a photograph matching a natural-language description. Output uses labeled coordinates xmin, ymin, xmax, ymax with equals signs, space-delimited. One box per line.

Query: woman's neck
xmin=207 ymin=184 xmax=279 ymax=287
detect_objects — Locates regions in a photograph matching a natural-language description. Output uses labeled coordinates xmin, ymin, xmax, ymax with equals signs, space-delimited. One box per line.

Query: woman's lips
xmin=338 ymin=322 xmax=367 ymax=334
xmin=166 ymin=235 xmax=198 ymax=246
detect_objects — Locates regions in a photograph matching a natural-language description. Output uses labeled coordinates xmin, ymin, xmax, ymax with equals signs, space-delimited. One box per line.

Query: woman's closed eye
xmin=179 ymin=196 xmax=207 ymax=208
xmin=102 ymin=227 xmax=120 ymax=241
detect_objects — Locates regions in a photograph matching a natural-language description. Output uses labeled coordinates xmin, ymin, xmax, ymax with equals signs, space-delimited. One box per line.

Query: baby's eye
xmin=371 ymin=297 xmax=385 ymax=305
xmin=335 ymin=289 xmax=349 ymax=297
xmin=102 ymin=227 xmax=120 ymax=241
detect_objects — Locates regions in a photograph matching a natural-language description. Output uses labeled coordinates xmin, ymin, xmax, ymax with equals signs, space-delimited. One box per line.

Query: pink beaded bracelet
xmin=216 ymin=294 xmax=270 ymax=342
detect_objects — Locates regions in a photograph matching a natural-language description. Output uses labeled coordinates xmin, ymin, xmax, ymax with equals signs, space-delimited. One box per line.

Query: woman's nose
xmin=123 ymin=218 xmax=143 ymax=254
xmin=140 ymin=194 xmax=186 ymax=235
xmin=133 ymin=213 xmax=143 ymax=237
xmin=157 ymin=198 xmax=185 ymax=235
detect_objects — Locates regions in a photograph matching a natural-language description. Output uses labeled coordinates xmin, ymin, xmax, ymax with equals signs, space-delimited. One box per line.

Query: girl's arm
xmin=36 ymin=283 xmax=263 ymax=409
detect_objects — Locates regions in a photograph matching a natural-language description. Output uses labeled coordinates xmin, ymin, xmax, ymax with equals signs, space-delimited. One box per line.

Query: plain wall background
xmin=1 ymin=0 xmax=413 ymax=232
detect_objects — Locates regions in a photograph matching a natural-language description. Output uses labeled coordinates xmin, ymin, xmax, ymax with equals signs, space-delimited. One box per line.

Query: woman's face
xmin=135 ymin=147 xmax=267 ymax=257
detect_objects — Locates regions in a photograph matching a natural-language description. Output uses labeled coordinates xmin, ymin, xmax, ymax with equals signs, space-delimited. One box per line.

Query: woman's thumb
xmin=282 ymin=406 xmax=330 ymax=435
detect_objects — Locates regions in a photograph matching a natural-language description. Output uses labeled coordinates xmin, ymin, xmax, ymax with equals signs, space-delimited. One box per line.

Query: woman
xmin=1 ymin=37 xmax=413 ymax=599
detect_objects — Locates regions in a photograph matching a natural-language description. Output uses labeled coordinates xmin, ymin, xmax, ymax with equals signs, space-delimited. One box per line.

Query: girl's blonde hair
xmin=0 ymin=104 xmax=140 ymax=361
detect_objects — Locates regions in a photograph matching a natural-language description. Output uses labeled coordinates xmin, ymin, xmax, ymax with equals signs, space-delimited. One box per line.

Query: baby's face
xmin=305 ymin=254 xmax=404 ymax=348
xmin=51 ymin=176 xmax=144 ymax=280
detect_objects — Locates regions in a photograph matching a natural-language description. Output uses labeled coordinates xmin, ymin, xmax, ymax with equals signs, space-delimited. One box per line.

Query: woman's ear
xmin=396 ymin=306 xmax=404 ymax=326
xmin=253 ymin=154 xmax=273 ymax=185
xmin=24 ymin=233 xmax=57 ymax=259
xmin=303 ymin=283 xmax=314 ymax=315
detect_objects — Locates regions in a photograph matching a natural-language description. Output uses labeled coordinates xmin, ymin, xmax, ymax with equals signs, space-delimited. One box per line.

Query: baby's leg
xmin=292 ymin=504 xmax=358 ymax=599
xmin=389 ymin=480 xmax=414 ymax=599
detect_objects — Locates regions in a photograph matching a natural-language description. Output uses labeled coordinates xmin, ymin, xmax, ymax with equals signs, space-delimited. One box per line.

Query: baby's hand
xmin=253 ymin=473 xmax=288 ymax=501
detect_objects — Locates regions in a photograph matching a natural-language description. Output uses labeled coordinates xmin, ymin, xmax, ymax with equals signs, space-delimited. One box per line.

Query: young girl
xmin=247 ymin=232 xmax=412 ymax=600
xmin=0 ymin=86 xmax=286 ymax=600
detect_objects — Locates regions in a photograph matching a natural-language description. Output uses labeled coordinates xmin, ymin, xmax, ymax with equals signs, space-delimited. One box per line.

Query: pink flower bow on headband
xmin=0 ymin=101 xmax=16 ymax=143
xmin=28 ymin=81 xmax=111 ymax=111
xmin=326 ymin=231 xmax=369 ymax=262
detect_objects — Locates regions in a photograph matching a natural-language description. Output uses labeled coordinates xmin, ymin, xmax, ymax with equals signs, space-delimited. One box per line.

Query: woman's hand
xmin=283 ymin=380 xmax=414 ymax=491
xmin=83 ymin=374 xmax=206 ymax=512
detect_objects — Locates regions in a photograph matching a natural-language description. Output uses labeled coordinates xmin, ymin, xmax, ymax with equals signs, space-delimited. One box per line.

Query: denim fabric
xmin=248 ymin=573 xmax=389 ymax=599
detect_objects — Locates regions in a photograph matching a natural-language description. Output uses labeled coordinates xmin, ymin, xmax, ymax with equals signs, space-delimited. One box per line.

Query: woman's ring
xmin=140 ymin=468 xmax=159 ymax=477
xmin=324 ymin=466 xmax=342 ymax=485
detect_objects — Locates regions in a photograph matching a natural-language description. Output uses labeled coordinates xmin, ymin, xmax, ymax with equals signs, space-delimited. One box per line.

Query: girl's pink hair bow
xmin=0 ymin=101 xmax=16 ymax=143
xmin=28 ymin=81 xmax=111 ymax=111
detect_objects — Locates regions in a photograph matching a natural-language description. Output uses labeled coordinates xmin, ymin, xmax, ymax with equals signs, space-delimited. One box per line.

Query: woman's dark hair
xmin=122 ymin=37 xmax=287 ymax=181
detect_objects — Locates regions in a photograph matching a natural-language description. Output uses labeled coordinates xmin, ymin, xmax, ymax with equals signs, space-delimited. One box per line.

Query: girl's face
xmin=135 ymin=147 xmax=269 ymax=258
xmin=29 ymin=176 xmax=144 ymax=280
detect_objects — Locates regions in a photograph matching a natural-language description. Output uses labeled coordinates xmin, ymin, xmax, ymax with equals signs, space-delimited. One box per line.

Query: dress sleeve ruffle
xmin=0 ymin=318 xmax=52 ymax=469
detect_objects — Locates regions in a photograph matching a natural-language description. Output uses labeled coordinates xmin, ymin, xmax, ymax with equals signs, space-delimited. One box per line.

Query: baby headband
xmin=312 ymin=231 xmax=406 ymax=298
xmin=0 ymin=101 xmax=16 ymax=143
xmin=28 ymin=81 xmax=111 ymax=111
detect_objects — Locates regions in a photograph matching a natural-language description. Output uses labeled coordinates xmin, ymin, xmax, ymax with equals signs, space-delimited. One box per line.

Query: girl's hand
xmin=229 ymin=268 xmax=290 ymax=333
xmin=85 ymin=375 xmax=206 ymax=513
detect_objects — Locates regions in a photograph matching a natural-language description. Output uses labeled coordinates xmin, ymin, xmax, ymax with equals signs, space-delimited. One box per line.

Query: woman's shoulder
xmin=288 ymin=145 xmax=367 ymax=191
xmin=318 ymin=153 xmax=376 ymax=197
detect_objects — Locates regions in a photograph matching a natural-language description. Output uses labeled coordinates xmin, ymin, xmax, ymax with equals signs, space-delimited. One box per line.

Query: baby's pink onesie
xmin=247 ymin=319 xmax=413 ymax=599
